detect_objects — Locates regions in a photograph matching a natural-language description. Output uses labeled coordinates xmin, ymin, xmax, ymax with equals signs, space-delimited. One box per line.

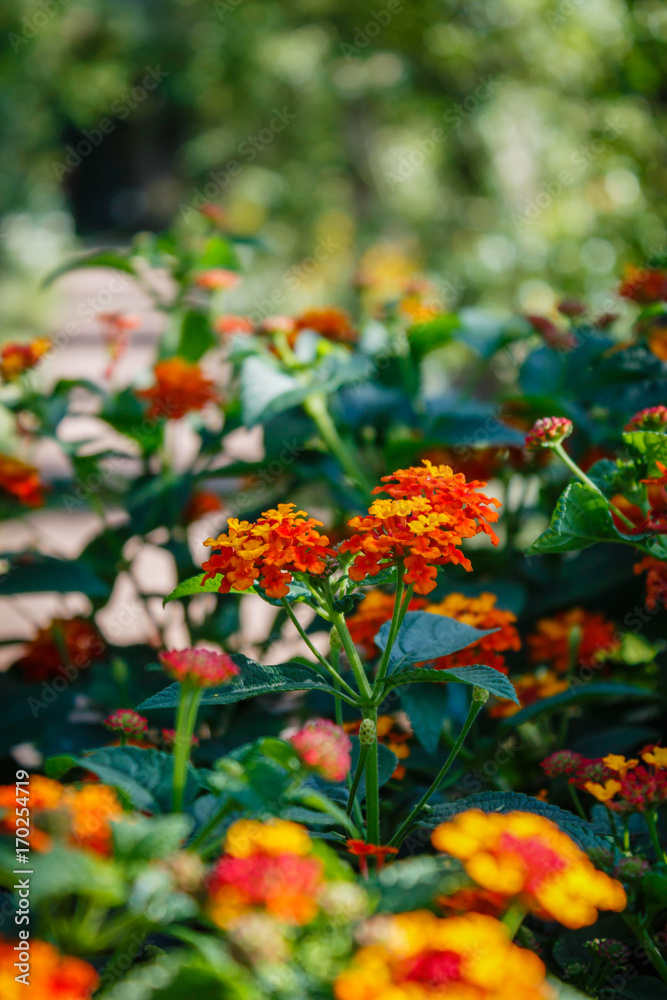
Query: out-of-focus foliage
xmin=1 ymin=0 xmax=667 ymax=308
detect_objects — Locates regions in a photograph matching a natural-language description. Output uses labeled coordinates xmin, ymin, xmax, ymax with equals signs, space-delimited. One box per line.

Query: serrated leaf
xmin=528 ymin=481 xmax=638 ymax=555
xmin=390 ymin=664 xmax=518 ymax=704
xmin=499 ymin=682 xmax=657 ymax=727
xmin=137 ymin=653 xmax=337 ymax=710
xmin=377 ymin=611 xmax=499 ymax=670
xmin=420 ymin=790 xmax=615 ymax=854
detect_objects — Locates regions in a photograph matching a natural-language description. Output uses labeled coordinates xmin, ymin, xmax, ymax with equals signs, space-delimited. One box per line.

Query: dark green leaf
xmin=500 ymin=682 xmax=657 ymax=727
xmin=137 ymin=653 xmax=337 ymax=709
xmin=389 ymin=664 xmax=518 ymax=703
xmin=377 ymin=611 xmax=499 ymax=670
xmin=528 ymin=482 xmax=638 ymax=555
xmin=369 ymin=855 xmax=466 ymax=913
xmin=399 ymin=684 xmax=451 ymax=753
xmin=0 ymin=553 xmax=107 ymax=596
xmin=177 ymin=310 xmax=217 ymax=362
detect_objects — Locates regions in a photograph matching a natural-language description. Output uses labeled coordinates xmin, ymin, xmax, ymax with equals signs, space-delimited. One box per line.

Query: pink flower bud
xmin=158 ymin=648 xmax=239 ymax=688
xmin=525 ymin=416 xmax=573 ymax=451
xmin=625 ymin=406 xmax=667 ymax=432
xmin=104 ymin=709 xmax=148 ymax=737
xmin=289 ymin=719 xmax=352 ymax=783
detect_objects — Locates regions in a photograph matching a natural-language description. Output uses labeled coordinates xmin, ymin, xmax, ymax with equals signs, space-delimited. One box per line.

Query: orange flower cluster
xmin=13 ymin=616 xmax=105 ymax=683
xmin=193 ymin=268 xmax=240 ymax=291
xmin=202 ymin=502 xmax=335 ymax=598
xmin=207 ymin=819 xmax=325 ymax=927
xmin=0 ymin=337 xmax=51 ymax=380
xmin=295 ymin=307 xmax=358 ymax=344
xmin=334 ymin=911 xmax=551 ymax=1000
xmin=138 ymin=357 xmax=218 ymax=419
xmin=341 ymin=461 xmax=500 ymax=595
xmin=0 ymin=453 xmax=44 ymax=507
xmin=344 ymin=714 xmax=412 ymax=779
xmin=0 ymin=939 xmax=98 ymax=1000
xmin=528 ymin=608 xmax=619 ymax=672
xmin=489 ymin=669 xmax=568 ymax=718
xmin=0 ymin=776 xmax=122 ymax=856
xmin=424 ymin=592 xmax=520 ymax=674
xmin=432 ymin=810 xmax=626 ymax=929
xmin=618 ymin=264 xmax=667 ymax=304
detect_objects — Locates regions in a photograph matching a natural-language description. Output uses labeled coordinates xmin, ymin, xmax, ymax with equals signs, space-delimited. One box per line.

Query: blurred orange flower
xmin=0 ymin=454 xmax=44 ymax=507
xmin=138 ymin=357 xmax=218 ymax=419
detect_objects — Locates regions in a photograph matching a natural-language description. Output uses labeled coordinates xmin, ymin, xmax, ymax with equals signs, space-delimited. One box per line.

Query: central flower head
xmin=340 ymin=461 xmax=500 ymax=595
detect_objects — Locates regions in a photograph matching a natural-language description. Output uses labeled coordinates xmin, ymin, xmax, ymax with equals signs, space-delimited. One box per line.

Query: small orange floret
xmin=489 ymin=670 xmax=568 ymax=718
xmin=202 ymin=502 xmax=335 ymax=598
xmin=340 ymin=461 xmax=500 ymax=596
xmin=138 ymin=357 xmax=218 ymax=420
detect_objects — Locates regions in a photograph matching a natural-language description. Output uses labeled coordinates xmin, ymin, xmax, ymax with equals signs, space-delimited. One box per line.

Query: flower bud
xmin=358 ymin=719 xmax=377 ymax=745
xmin=472 ymin=686 xmax=489 ymax=704
xmin=104 ymin=709 xmax=148 ymax=738
xmin=625 ymin=405 xmax=667 ymax=432
xmin=525 ymin=416 xmax=573 ymax=451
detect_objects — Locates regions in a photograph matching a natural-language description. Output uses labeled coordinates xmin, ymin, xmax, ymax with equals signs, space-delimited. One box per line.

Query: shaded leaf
xmin=377 ymin=611 xmax=498 ymax=671
xmin=499 ymin=682 xmax=657 ymax=727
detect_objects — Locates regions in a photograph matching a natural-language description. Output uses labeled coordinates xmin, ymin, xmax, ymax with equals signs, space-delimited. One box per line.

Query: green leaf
xmin=46 ymin=747 xmax=200 ymax=813
xmin=0 ymin=553 xmax=108 ymax=597
xmin=623 ymin=429 xmax=667 ymax=475
xmin=528 ymin=482 xmax=637 ymax=555
xmin=241 ymin=356 xmax=307 ymax=427
xmin=177 ymin=310 xmax=217 ymax=362
xmin=419 ymin=790 xmax=615 ymax=854
xmin=43 ymin=248 xmax=135 ymax=286
xmin=163 ymin=571 xmax=311 ymax=606
xmin=369 ymin=855 xmax=466 ymax=913
xmin=499 ymin=682 xmax=657 ymax=727
xmin=389 ymin=664 xmax=518 ymax=703
xmin=0 ymin=843 xmax=125 ymax=906
xmin=377 ymin=611 xmax=499 ymax=671
xmin=112 ymin=814 xmax=193 ymax=862
xmin=196 ymin=236 xmax=238 ymax=271
xmin=399 ymin=684 xmax=451 ymax=753
xmin=137 ymin=653 xmax=337 ymax=709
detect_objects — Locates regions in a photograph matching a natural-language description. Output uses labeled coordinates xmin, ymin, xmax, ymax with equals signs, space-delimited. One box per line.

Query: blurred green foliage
xmin=1 ymin=0 xmax=667 ymax=307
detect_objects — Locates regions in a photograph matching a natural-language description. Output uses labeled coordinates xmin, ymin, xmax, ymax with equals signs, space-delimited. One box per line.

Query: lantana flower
xmin=193 ymin=268 xmax=240 ymax=291
xmin=334 ymin=910 xmax=551 ymax=1000
xmin=618 ymin=264 xmax=667 ymax=305
xmin=13 ymin=617 xmax=104 ymax=683
xmin=489 ymin=669 xmax=568 ymax=719
xmin=634 ymin=556 xmax=667 ymax=610
xmin=525 ymin=416 xmax=573 ymax=451
xmin=207 ymin=819 xmax=325 ymax=927
xmin=202 ymin=503 xmax=335 ymax=599
xmin=159 ymin=647 xmax=239 ymax=688
xmin=0 ymin=939 xmax=98 ymax=1000
xmin=104 ymin=708 xmax=148 ymax=738
xmin=528 ymin=608 xmax=619 ymax=672
xmin=432 ymin=810 xmax=626 ymax=929
xmin=340 ymin=461 xmax=500 ymax=595
xmin=294 ymin=307 xmax=358 ymax=344
xmin=0 ymin=337 xmax=51 ymax=380
xmin=0 ymin=453 xmax=45 ymax=507
xmin=569 ymin=747 xmax=667 ymax=812
xmin=288 ymin=718 xmax=352 ymax=782
xmin=625 ymin=405 xmax=667 ymax=432
xmin=138 ymin=357 xmax=218 ymax=419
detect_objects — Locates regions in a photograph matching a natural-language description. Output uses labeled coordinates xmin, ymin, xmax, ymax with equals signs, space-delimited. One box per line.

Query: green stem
xmin=304 ymin=392 xmax=374 ymax=496
xmin=568 ymin=784 xmax=588 ymax=822
xmin=330 ymin=610 xmax=374 ymax=702
xmin=389 ymin=694 xmax=484 ymax=848
xmin=553 ymin=442 xmax=635 ymax=530
xmin=347 ymin=744 xmax=369 ymax=817
xmin=172 ymin=685 xmax=201 ymax=812
xmin=646 ymin=810 xmax=667 ymax=864
xmin=189 ymin=798 xmax=234 ymax=852
xmin=374 ymin=575 xmax=405 ymax=690
xmin=623 ymin=913 xmax=667 ymax=984
xmin=280 ymin=598 xmax=358 ymax=700
xmin=502 ymin=902 xmax=526 ymax=939
xmin=364 ymin=707 xmax=380 ymax=845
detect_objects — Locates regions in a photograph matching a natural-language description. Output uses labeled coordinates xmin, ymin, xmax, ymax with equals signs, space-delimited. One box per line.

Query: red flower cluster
xmin=0 ymin=938 xmax=98 ymax=1000
xmin=634 ymin=556 xmax=667 ymax=610
xmin=289 ymin=718 xmax=352 ymax=782
xmin=625 ymin=406 xmax=667 ymax=432
xmin=138 ymin=357 xmax=218 ymax=419
xmin=0 ymin=337 xmax=51 ymax=380
xmin=207 ymin=819 xmax=324 ymax=927
xmin=0 ymin=453 xmax=45 ymax=507
xmin=618 ymin=264 xmax=667 ymax=304
xmin=159 ymin=647 xmax=239 ymax=688
xmin=340 ymin=461 xmax=500 ymax=595
xmin=14 ymin=617 xmax=105 ymax=683
xmin=202 ymin=503 xmax=335 ymax=599
xmin=104 ymin=709 xmax=148 ymax=738
xmin=543 ymin=746 xmax=667 ymax=813
xmin=525 ymin=416 xmax=573 ymax=451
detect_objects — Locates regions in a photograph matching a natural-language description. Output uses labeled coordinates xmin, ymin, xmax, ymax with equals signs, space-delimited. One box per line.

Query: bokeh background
xmin=1 ymin=0 xmax=666 ymax=326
